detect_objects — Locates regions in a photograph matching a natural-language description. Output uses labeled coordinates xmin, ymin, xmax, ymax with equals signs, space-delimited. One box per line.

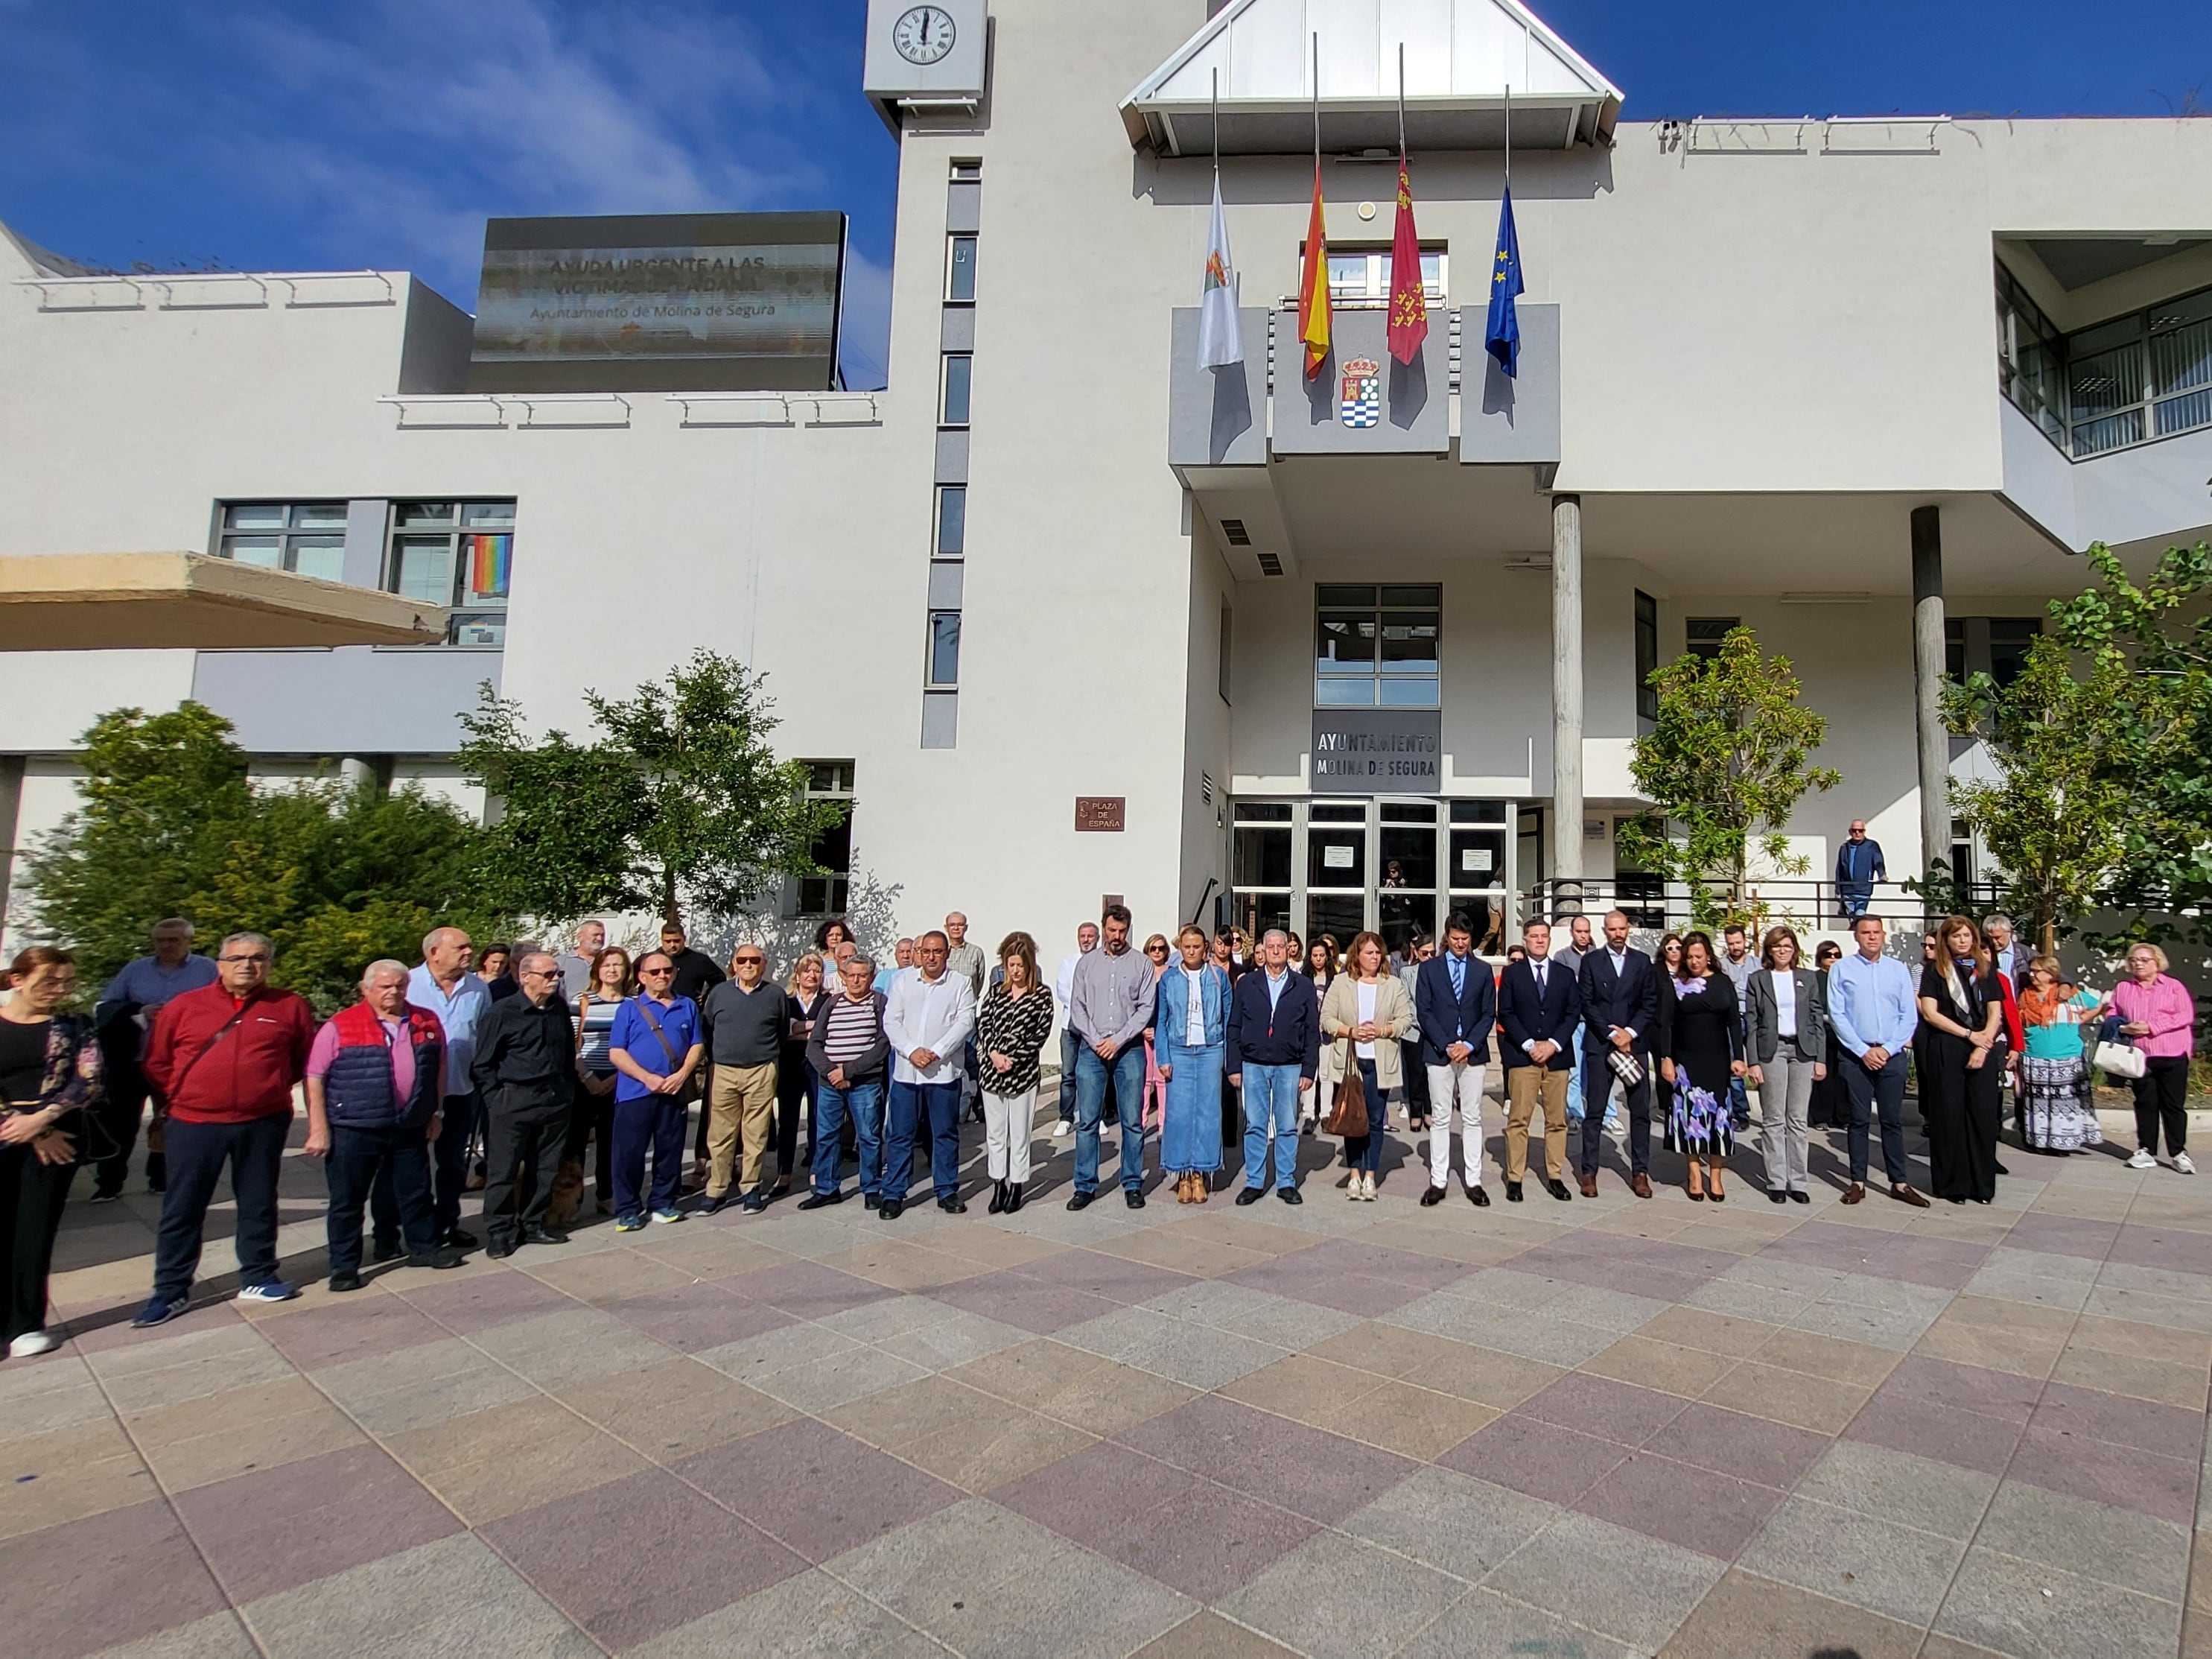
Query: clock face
xmin=893 ymin=4 xmax=956 ymax=65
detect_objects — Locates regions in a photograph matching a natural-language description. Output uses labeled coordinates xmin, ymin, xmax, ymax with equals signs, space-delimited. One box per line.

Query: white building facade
xmin=4 ymin=0 xmax=2211 ymax=959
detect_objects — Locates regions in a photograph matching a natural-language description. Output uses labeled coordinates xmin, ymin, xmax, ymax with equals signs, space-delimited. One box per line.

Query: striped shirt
xmin=820 ymin=994 xmax=882 ymax=1068
xmin=573 ymin=995 xmax=620 ymax=1076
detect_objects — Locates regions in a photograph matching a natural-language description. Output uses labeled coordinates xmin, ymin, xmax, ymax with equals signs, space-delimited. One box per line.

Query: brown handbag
xmin=1323 ymin=1037 xmax=1369 ymax=1138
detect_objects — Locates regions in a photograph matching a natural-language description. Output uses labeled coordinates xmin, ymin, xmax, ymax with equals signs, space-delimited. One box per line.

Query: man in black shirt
xmin=470 ymin=952 xmax=578 ymax=1256
xmin=661 ymin=922 xmax=726 ymax=1003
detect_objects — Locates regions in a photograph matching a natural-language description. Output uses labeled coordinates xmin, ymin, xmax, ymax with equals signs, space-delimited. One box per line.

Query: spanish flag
xmin=1297 ymin=160 xmax=1331 ymax=378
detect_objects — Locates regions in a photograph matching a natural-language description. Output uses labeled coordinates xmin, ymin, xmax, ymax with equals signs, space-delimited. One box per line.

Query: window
xmin=935 ymin=486 xmax=966 ymax=556
xmin=926 ymin=610 xmax=962 ymax=686
xmin=796 ymin=761 xmax=855 ymax=916
xmin=215 ymin=501 xmax=348 ymax=583
xmin=1686 ymin=618 xmax=1737 ymax=663
xmin=1948 ymin=616 xmax=2041 ymax=688
xmin=1633 ymin=590 xmax=1659 ymax=721
xmin=1322 ymin=247 xmax=1447 ymax=306
xmin=385 ymin=501 xmax=515 ymax=647
xmin=1997 ymin=264 xmax=2212 ymax=457
xmin=946 ymin=235 xmax=976 ymax=302
xmin=949 ymin=158 xmax=982 ymax=181
xmin=1315 ymin=583 xmax=1440 ymax=708
xmin=1218 ymin=601 xmax=1233 ymax=705
xmin=939 ymin=354 xmax=972 ymax=426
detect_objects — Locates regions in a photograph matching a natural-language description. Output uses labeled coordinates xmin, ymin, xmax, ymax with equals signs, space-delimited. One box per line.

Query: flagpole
xmin=1504 ymin=83 xmax=1513 ymax=190
xmin=1311 ymin=32 xmax=1320 ymax=162
xmin=1397 ymin=44 xmax=1405 ymax=156
xmin=1211 ymin=67 xmax=1219 ymax=175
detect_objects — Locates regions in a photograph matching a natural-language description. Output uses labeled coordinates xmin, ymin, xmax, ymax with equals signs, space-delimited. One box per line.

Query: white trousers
xmin=983 ymin=1085 xmax=1036 ymax=1182
xmin=1426 ymin=1062 xmax=1488 ymax=1188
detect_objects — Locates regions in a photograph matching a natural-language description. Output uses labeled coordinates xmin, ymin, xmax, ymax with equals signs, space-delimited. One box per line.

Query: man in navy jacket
xmin=1498 ymin=919 xmax=1579 ymax=1203
xmin=1225 ymin=929 xmax=1320 ymax=1204
xmin=1576 ymin=910 xmax=1660 ymax=1198
xmin=1414 ymin=911 xmax=1498 ymax=1205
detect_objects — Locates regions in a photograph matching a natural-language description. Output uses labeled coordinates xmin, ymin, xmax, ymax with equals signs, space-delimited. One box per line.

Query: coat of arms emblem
xmin=1338 ymin=358 xmax=1381 ymax=428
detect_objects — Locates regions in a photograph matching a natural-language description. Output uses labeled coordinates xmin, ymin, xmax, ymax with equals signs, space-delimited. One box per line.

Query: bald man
xmin=410 ymin=927 xmax=491 ymax=1249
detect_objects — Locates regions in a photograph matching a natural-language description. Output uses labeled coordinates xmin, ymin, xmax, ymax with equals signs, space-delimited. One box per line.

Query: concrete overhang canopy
xmin=1121 ymin=0 xmax=1621 ymax=156
xmin=0 ymin=553 xmax=448 ymax=650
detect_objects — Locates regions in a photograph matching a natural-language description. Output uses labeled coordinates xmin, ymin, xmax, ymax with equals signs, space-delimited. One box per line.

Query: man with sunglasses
xmin=700 ymin=944 xmax=784 ymax=1214
xmin=470 ymin=951 xmax=579 ymax=1255
xmin=607 ymin=951 xmax=705 ymax=1229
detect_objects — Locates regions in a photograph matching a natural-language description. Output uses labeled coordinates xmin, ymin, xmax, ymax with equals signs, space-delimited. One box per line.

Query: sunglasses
xmin=640 ymin=966 xmax=674 ymax=977
xmin=1145 ymin=945 xmax=1169 ymax=954
xmin=734 ymin=956 xmax=766 ymax=965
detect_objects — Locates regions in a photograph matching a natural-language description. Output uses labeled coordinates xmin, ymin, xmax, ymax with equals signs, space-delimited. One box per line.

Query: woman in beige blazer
xmin=1320 ymin=931 xmax=1414 ymax=1200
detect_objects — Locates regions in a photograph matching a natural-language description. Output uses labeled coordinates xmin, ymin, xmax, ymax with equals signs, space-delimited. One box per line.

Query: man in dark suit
xmin=1225 ymin=929 xmax=1321 ymax=1205
xmin=1498 ymin=919 xmax=1578 ymax=1202
xmin=1576 ymin=909 xmax=1659 ymax=1198
xmin=1414 ymin=910 xmax=1498 ymax=1207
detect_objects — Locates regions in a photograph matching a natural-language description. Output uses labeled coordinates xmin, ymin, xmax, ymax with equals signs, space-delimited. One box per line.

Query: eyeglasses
xmin=218 ymin=954 xmax=271 ymax=965
xmin=734 ymin=954 xmax=766 ymax=965
xmin=520 ymin=968 xmax=556 ymax=980
xmin=639 ymin=967 xmax=674 ymax=978
xmin=1145 ymin=945 xmax=1169 ymax=955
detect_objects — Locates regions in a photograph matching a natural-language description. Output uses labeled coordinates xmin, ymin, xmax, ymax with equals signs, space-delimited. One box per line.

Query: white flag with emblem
xmin=1196 ymin=172 xmax=1243 ymax=369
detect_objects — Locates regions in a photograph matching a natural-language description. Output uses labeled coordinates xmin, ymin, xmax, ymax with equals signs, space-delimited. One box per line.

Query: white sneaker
xmin=7 ymin=1328 xmax=61 ymax=1357
xmin=1052 ymin=1120 xmax=1073 ymax=1138
xmin=2128 ymin=1148 xmax=2158 ymax=1170
xmin=2174 ymin=1152 xmax=2196 ymax=1175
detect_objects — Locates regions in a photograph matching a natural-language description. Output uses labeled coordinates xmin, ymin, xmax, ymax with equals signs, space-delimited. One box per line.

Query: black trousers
xmin=481 ymin=1092 xmax=569 ymax=1245
xmin=775 ymin=1055 xmax=816 ymax=1179
xmin=1 ymin=1139 xmax=76 ymax=1342
xmin=90 ymin=1062 xmax=150 ymax=1196
xmin=562 ymin=1079 xmax=614 ymax=1199
xmin=430 ymin=1091 xmax=479 ymax=1235
xmin=1579 ymin=1047 xmax=1652 ymax=1177
xmin=1401 ymin=1040 xmax=1430 ymax=1117
xmin=152 ymin=1114 xmax=287 ymax=1301
xmin=325 ymin=1123 xmax=438 ymax=1274
xmin=2135 ymin=1057 xmax=2190 ymax=1156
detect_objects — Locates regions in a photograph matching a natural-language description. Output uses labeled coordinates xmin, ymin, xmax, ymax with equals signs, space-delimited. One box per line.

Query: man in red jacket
xmin=132 ymin=931 xmax=316 ymax=1326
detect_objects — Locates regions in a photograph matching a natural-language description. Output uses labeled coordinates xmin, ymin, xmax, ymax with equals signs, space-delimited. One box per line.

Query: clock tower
xmin=862 ymin=0 xmax=991 ymax=131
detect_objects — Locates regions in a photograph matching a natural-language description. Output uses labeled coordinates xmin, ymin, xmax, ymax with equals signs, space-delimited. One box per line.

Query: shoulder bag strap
xmin=166 ymin=1006 xmax=250 ymax=1100
xmin=634 ymin=999 xmax=684 ymax=1070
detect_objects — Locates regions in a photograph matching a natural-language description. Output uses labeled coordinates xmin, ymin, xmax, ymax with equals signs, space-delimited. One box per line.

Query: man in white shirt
xmin=1051 ymin=922 xmax=1099 ymax=1137
xmin=880 ymin=930 xmax=976 ymax=1221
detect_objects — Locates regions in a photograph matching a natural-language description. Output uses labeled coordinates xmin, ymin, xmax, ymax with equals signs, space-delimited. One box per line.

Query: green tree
xmin=1944 ymin=633 xmax=2131 ymax=956
xmin=21 ymin=704 xmax=505 ymax=1009
xmin=460 ymin=649 xmax=842 ymax=928
xmin=1615 ymin=627 xmax=1842 ymax=927
xmin=2047 ymin=541 xmax=2212 ymax=942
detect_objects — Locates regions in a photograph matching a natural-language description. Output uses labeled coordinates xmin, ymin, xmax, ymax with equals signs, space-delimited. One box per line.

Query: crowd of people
xmin=0 ymin=901 xmax=2198 ymax=1358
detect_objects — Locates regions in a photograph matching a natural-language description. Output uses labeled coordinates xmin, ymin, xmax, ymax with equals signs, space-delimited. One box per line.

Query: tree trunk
xmin=660 ymin=864 xmax=679 ymax=930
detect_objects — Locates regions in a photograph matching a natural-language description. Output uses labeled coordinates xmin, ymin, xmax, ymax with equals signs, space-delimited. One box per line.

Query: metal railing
xmin=1521 ymin=877 xmax=2009 ymax=936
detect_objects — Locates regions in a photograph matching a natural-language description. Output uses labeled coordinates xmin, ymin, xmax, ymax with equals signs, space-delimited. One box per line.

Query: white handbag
xmin=2093 ymin=1040 xmax=2146 ymax=1080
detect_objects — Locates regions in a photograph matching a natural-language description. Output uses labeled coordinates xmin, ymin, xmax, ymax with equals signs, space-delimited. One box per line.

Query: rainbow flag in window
xmin=465 ymin=533 xmax=512 ymax=598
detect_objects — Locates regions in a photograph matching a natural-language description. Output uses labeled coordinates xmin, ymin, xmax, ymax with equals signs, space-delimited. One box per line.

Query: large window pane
xmin=393 ymin=501 xmax=455 ymax=528
xmin=224 ymin=504 xmax=287 ymax=530
xmin=1233 ymin=825 xmax=1291 ymax=889
xmin=1449 ymin=828 xmax=1506 ymax=887
xmin=221 ymin=534 xmax=283 ymax=568
xmin=927 ymin=611 xmax=962 ymax=685
xmin=1316 ymin=612 xmax=1376 ymax=673
xmin=1379 ymin=677 xmax=1439 ymax=706
xmin=1379 ymin=892 xmax=1436 ymax=951
xmin=947 ymin=235 xmax=977 ymax=302
xmin=290 ymin=537 xmax=346 ymax=583
xmin=460 ymin=501 xmax=515 ymax=528
xmin=1303 ymin=895 xmax=1364 ymax=951
xmin=940 ymin=355 xmax=972 ymax=425
xmin=1379 ymin=825 xmax=1437 ymax=889
xmin=1316 ymin=678 xmax=1376 ymax=706
xmin=1308 ymin=828 xmax=1365 ymax=889
xmin=288 ymin=502 xmax=348 ymax=530
xmin=935 ymin=486 xmax=966 ymax=555
xmin=392 ymin=536 xmax=455 ymax=603
xmin=1379 ymin=612 xmax=1440 ymax=672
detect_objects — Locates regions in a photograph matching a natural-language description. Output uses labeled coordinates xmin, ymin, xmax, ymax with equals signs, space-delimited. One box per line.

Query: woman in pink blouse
xmin=2107 ymin=944 xmax=2198 ymax=1173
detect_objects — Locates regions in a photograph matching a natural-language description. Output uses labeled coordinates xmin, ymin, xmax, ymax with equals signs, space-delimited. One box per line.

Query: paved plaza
xmin=6 ymin=1097 xmax=2211 ymax=1659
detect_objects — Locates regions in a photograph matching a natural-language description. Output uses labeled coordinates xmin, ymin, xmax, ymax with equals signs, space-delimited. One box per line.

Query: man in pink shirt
xmin=304 ymin=959 xmax=464 ymax=1290
xmin=2110 ymin=943 xmax=2198 ymax=1174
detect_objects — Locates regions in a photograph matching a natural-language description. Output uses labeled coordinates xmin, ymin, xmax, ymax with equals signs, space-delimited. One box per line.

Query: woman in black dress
xmin=1916 ymin=915 xmax=2006 ymax=1204
xmin=1656 ymin=931 xmax=1744 ymax=1202
xmin=1808 ymin=940 xmax=1849 ymax=1127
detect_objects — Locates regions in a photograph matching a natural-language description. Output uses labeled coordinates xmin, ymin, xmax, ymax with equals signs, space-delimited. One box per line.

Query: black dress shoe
xmin=371 ymin=1238 xmax=403 ymax=1265
xmin=1995 ymin=1162 xmax=2010 ymax=1177
xmin=445 ymin=1228 xmax=479 ymax=1251
xmin=1125 ymin=1189 xmax=1145 ymax=1209
xmin=328 ymin=1270 xmax=364 ymax=1293
xmin=879 ymin=1199 xmax=904 ymax=1221
xmin=1770 ymin=1189 xmax=1790 ymax=1204
xmin=1545 ymin=1179 xmax=1572 ymax=1202
xmin=1420 ymin=1184 xmax=1448 ymax=1206
xmin=1235 ymin=1186 xmax=1266 ymax=1206
xmin=485 ymin=1239 xmax=518 ymax=1260
xmin=798 ymin=1190 xmax=843 ymax=1210
xmin=1277 ymin=1187 xmax=1303 ymax=1205
xmin=988 ymin=1181 xmax=1006 ymax=1214
xmin=938 ymin=1197 xmax=968 ymax=1214
xmin=1469 ymin=1185 xmax=1490 ymax=1207
xmin=1789 ymin=1189 xmax=1811 ymax=1205
xmin=1505 ymin=1181 xmax=1524 ymax=1202
xmin=1067 ymin=1190 xmax=1096 ymax=1212
xmin=1007 ymin=1183 xmax=1025 ymax=1211
xmin=862 ymin=1192 xmax=880 ymax=1210
xmin=409 ymin=1247 xmax=465 ymax=1269
xmin=523 ymin=1226 xmax=569 ymax=1246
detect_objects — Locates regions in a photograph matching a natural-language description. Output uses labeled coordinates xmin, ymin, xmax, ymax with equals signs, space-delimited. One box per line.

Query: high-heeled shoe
xmin=1005 ymin=1182 xmax=1023 ymax=1213
xmin=988 ymin=1180 xmax=1007 ymax=1214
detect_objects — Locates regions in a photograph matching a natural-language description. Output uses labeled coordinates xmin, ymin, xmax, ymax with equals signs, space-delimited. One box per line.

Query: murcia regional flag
xmin=1196 ymin=174 xmax=1243 ymax=369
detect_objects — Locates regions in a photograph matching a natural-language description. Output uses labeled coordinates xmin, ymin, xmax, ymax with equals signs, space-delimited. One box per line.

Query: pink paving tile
xmin=1516 ymin=1371 xmax=1692 ymax=1447
xmin=2006 ymin=1424 xmax=2201 ymax=1527
xmin=1114 ymin=1395 xmax=1418 ymax=1523
xmin=1282 ymin=1238 xmax=1478 ymax=1290
xmin=253 ymin=1296 xmax=451 ymax=1370
xmin=607 ymin=1284 xmax=795 ymax=1354
xmin=399 ymin=1269 xmax=579 ymax=1334
xmin=676 ymin=1417 xmax=961 ymax=1560
xmin=1843 ymin=1395 xmax=2025 ymax=1477
xmin=2029 ymin=1380 xmax=2205 ymax=1456
xmin=1015 ymin=1249 xmax=1198 ymax=1304
xmin=721 ymin=1260 xmax=900 ymax=1321
xmin=2108 ymin=1225 xmax=2212 ymax=1277
xmin=1872 ymin=1356 xmax=2040 ymax=1424
xmin=994 ymin=1439 xmax=1200 ymax=1540
xmin=1221 ymin=1256 xmax=1437 ymax=1316
xmin=1096 ymin=1476 xmax=1323 ymax=1601
xmin=1440 ymin=1415 xmax=1633 ymax=1506
xmin=1574 ymin=1450 xmax=1789 ymax=1558
xmin=0 ymin=1500 xmax=229 ymax=1659
xmin=1655 ymin=1402 xmax=1828 ymax=1489
xmin=484 ymin=1468 xmax=805 ymax=1648
xmin=925 ymin=1269 xmax=1124 ymax=1333
xmin=2003 ymin=1214 xmax=2119 ymax=1261
xmin=174 ymin=1441 xmax=461 ymax=1602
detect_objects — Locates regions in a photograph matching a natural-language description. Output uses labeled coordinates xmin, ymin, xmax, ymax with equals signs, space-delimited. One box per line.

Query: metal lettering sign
xmin=1311 ymin=708 xmax=1442 ymax=794
xmin=1075 ymin=796 xmax=1126 ymax=832
xmin=1338 ymin=357 xmax=1381 ymax=428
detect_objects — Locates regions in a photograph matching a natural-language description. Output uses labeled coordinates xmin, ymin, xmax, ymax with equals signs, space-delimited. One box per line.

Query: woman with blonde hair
xmin=1139 ymin=933 xmax=1171 ymax=1136
xmin=977 ymin=931 xmax=1054 ymax=1212
xmin=2108 ymin=942 xmax=2197 ymax=1173
xmin=2017 ymin=955 xmax=2100 ymax=1154
xmin=775 ymin=953 xmax=831 ymax=1199
xmin=1916 ymin=915 xmax=2007 ymax=1202
xmin=1157 ymin=925 xmax=1229 ymax=1202
xmin=1320 ymin=931 xmax=1414 ymax=1200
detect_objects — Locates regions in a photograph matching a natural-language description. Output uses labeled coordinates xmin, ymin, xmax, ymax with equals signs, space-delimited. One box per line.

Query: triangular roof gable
xmin=1122 ymin=0 xmax=1622 ymax=153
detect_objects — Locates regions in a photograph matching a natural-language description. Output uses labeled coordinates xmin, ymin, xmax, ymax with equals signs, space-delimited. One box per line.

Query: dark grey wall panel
xmin=1271 ymin=308 xmax=1448 ymax=455
xmin=1458 ymin=303 xmax=1560 ymax=466
xmin=1167 ymin=307 xmax=1269 ymax=469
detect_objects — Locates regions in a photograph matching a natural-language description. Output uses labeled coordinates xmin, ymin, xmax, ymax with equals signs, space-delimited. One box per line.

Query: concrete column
xmin=1551 ymin=493 xmax=1584 ymax=914
xmin=1910 ymin=505 xmax=1948 ymax=884
xmin=339 ymin=756 xmax=381 ymax=795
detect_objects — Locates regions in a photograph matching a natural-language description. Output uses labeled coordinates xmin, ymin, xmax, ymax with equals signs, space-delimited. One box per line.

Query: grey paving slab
xmin=1737 ymin=1493 xmax=1965 ymax=1625
xmin=1790 ymin=1439 xmax=2001 ymax=1541
xmin=1974 ymin=1479 xmax=2194 ymax=1603
xmin=903 ymin=1537 xmax=1195 ymax=1659
xmin=1481 ymin=1510 xmax=1726 ymax=1653
xmin=1934 ymin=1544 xmax=2184 ymax=1658
xmin=1213 ymin=1532 xmax=1466 ymax=1658
xmin=83 ymin=1614 xmax=261 ymax=1659
xmin=1380 ymin=1292 xmax=1621 ymax=1366
xmin=1391 ymin=1587 xmax=1641 ymax=1659
xmin=629 ymin=1568 xmax=935 ymax=1659
xmin=1337 ymin=1466 xmax=1562 ymax=1585
xmin=1055 ymin=1306 xmax=1288 ymax=1390
xmin=311 ymin=1335 xmax=540 ymax=1437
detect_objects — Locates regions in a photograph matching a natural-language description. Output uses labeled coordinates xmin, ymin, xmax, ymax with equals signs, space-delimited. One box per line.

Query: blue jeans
xmin=1058 ymin=1030 xmax=1081 ymax=1121
xmin=612 ymin=1093 xmax=687 ymax=1219
xmin=1347 ymin=1056 xmax=1387 ymax=1173
xmin=1241 ymin=1063 xmax=1302 ymax=1190
xmin=886 ymin=1080 xmax=962 ymax=1202
xmin=152 ymin=1114 xmax=289 ymax=1301
xmin=1073 ymin=1042 xmax=1146 ymax=1194
xmin=811 ymin=1077 xmax=883 ymax=1196
xmin=1839 ymin=887 xmax=1872 ymax=919
xmin=1729 ymin=1073 xmax=1751 ymax=1129
xmin=325 ymin=1123 xmax=436 ymax=1275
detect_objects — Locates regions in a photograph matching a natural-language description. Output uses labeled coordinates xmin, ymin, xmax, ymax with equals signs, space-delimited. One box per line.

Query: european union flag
xmin=1484 ymin=185 xmax=1523 ymax=378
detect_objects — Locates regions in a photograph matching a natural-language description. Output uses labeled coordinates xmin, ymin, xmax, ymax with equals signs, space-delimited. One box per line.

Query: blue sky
xmin=3 ymin=0 xmax=2208 ymax=389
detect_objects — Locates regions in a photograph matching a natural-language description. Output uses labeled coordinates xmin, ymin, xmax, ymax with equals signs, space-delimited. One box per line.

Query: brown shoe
xmin=1195 ymin=1174 xmax=1210 ymax=1203
xmin=1175 ymin=1174 xmax=1192 ymax=1204
xmin=1840 ymin=1183 xmax=1866 ymax=1205
xmin=1630 ymin=1173 xmax=1652 ymax=1199
xmin=1579 ymin=1176 xmax=1599 ymax=1199
xmin=1890 ymin=1183 xmax=1931 ymax=1209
